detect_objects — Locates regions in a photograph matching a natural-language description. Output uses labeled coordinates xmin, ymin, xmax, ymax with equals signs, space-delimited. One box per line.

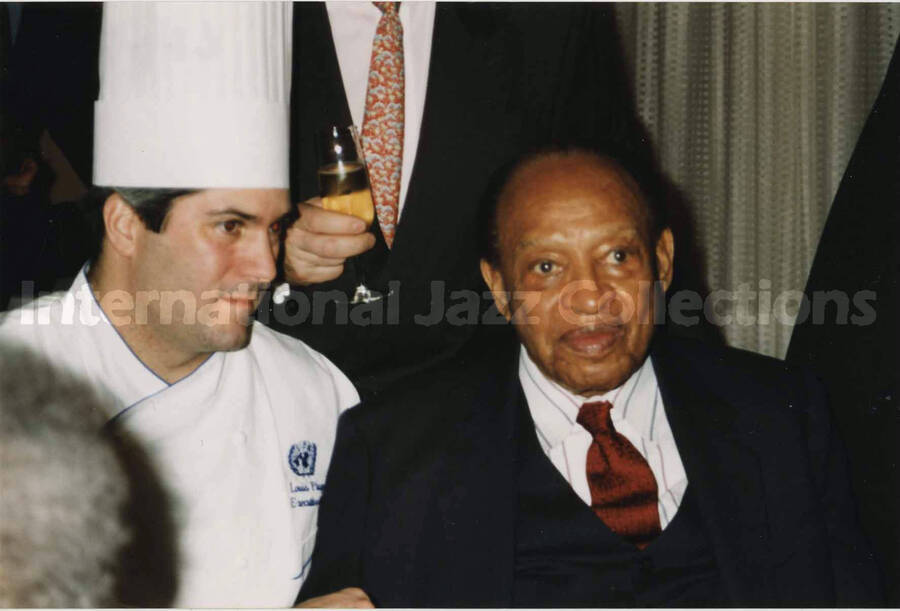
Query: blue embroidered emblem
xmin=288 ymin=441 xmax=317 ymax=477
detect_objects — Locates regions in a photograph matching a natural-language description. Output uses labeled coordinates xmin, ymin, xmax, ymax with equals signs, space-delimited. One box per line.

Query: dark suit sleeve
xmin=801 ymin=370 xmax=884 ymax=604
xmin=296 ymin=409 xmax=371 ymax=603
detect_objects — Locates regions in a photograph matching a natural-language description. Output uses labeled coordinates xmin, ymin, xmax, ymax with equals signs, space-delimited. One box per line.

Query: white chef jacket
xmin=0 ymin=270 xmax=359 ymax=607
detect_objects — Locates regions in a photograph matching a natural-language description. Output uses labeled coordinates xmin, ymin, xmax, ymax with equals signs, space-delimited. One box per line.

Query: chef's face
xmin=481 ymin=153 xmax=674 ymax=396
xmin=129 ymin=188 xmax=289 ymax=356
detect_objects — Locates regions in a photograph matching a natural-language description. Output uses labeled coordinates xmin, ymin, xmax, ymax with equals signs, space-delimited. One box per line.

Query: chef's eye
xmin=219 ymin=219 xmax=242 ymax=234
xmin=611 ymin=249 xmax=628 ymax=263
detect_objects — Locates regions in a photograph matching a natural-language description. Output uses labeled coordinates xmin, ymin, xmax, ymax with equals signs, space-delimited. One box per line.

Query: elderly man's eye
xmin=533 ymin=260 xmax=556 ymax=274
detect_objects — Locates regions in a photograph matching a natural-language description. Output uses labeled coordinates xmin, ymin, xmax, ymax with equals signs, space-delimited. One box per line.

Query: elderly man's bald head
xmin=483 ymin=149 xmax=667 ymax=269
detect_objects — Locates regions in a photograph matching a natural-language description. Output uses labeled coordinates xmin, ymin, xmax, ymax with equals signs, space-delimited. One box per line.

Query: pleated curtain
xmin=614 ymin=3 xmax=900 ymax=357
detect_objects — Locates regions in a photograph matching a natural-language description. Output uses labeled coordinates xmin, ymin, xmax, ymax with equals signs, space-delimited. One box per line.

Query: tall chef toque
xmin=93 ymin=2 xmax=292 ymax=189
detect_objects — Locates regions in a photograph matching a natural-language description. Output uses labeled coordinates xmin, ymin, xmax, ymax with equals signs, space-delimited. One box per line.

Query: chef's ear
xmin=102 ymin=192 xmax=144 ymax=258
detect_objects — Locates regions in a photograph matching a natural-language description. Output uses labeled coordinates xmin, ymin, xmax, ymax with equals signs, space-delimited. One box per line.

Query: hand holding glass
xmin=316 ymin=126 xmax=384 ymax=303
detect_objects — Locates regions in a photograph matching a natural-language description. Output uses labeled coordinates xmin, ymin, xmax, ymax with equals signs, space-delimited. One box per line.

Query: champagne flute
xmin=316 ymin=125 xmax=384 ymax=304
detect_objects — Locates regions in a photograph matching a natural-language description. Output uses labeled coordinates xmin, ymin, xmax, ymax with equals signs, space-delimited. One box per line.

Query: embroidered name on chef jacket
xmin=288 ymin=441 xmax=324 ymax=508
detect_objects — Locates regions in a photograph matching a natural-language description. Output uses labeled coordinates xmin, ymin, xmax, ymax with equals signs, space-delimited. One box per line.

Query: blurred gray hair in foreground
xmin=0 ymin=341 xmax=176 ymax=607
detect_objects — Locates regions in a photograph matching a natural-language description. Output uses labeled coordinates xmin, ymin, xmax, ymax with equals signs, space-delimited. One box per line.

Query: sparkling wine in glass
xmin=316 ymin=125 xmax=384 ymax=304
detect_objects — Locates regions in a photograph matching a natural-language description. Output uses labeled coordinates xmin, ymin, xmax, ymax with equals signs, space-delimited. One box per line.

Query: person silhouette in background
xmin=787 ymin=34 xmax=900 ymax=604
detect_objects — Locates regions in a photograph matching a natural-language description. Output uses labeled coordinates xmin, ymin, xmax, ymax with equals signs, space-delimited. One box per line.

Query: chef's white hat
xmin=93 ymin=2 xmax=292 ymax=189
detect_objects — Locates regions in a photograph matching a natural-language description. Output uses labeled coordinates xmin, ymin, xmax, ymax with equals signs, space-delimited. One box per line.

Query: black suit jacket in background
xmin=1 ymin=4 xmax=102 ymax=309
xmin=263 ymin=3 xmax=648 ymax=399
xmin=786 ymin=34 xmax=900 ymax=603
xmin=300 ymin=334 xmax=881 ymax=607
xmin=4 ymin=2 xmax=101 ymax=185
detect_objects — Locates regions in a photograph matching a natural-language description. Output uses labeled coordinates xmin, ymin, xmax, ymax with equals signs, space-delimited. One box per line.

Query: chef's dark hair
xmin=82 ymin=187 xmax=197 ymax=261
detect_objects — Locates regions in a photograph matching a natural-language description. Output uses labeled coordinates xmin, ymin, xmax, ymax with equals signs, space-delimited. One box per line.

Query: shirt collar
xmin=70 ymin=264 xmax=174 ymax=389
xmin=518 ymin=344 xmax=658 ymax=448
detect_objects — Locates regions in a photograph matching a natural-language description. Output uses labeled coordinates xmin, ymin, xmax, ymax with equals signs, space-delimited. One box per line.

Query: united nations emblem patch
xmin=288 ymin=441 xmax=317 ymax=477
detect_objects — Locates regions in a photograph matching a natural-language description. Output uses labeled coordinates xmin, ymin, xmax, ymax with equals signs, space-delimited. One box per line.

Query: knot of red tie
xmin=576 ymin=400 xmax=614 ymax=437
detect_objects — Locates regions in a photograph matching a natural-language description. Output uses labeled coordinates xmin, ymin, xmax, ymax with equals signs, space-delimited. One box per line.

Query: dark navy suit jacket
xmin=300 ymin=333 xmax=882 ymax=606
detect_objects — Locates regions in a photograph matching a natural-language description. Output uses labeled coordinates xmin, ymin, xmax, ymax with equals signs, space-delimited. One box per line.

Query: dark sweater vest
xmin=512 ymin=401 xmax=727 ymax=607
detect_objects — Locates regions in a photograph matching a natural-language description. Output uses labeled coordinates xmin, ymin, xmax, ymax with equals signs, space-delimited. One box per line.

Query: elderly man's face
xmin=481 ymin=154 xmax=674 ymax=396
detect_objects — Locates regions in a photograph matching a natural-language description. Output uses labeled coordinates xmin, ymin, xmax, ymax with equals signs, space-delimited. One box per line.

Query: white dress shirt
xmin=325 ymin=1 xmax=436 ymax=217
xmin=519 ymin=346 xmax=689 ymax=529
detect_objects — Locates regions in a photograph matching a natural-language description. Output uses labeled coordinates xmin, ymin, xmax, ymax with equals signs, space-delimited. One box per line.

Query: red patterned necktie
xmin=361 ymin=1 xmax=404 ymax=248
xmin=576 ymin=400 xmax=662 ymax=549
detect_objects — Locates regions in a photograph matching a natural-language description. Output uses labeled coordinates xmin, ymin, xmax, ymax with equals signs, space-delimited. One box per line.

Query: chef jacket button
xmin=237 ymin=557 xmax=248 ymax=569
xmin=232 ymin=431 xmax=247 ymax=444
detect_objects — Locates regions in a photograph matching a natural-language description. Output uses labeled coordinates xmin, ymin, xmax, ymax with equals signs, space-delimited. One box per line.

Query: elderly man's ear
xmin=656 ymin=228 xmax=675 ymax=292
xmin=480 ymin=259 xmax=512 ymax=321
xmin=102 ymin=193 xmax=143 ymax=258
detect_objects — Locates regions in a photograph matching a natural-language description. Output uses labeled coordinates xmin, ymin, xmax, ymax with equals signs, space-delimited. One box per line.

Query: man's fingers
xmin=287 ymin=224 xmax=376 ymax=260
xmin=285 ymin=258 xmax=345 ymax=285
xmin=282 ymin=197 xmax=377 ymax=285
xmin=297 ymin=201 xmax=368 ymax=235
xmin=295 ymin=587 xmax=374 ymax=608
xmin=285 ymin=236 xmax=347 ymax=268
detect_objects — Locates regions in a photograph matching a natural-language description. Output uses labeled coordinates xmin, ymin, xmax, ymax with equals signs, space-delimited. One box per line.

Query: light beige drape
xmin=614 ymin=3 xmax=900 ymax=358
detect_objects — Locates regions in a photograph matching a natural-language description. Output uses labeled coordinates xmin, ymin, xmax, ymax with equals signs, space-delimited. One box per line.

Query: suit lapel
xmin=425 ymin=350 xmax=520 ymax=606
xmin=651 ymin=337 xmax=776 ymax=603
xmin=391 ymin=5 xmax=519 ymax=261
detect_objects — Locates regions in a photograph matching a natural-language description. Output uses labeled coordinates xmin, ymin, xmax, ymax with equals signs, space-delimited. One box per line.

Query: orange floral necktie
xmin=361 ymin=2 xmax=404 ymax=248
